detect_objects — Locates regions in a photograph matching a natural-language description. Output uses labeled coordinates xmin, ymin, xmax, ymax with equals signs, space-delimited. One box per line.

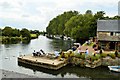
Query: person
xmin=85 ymin=48 xmax=89 ymax=59
xmin=72 ymin=46 xmax=77 ymax=51
xmin=32 ymin=50 xmax=36 ymax=56
xmin=40 ymin=49 xmax=46 ymax=55
xmin=59 ymin=49 xmax=62 ymax=55
xmin=99 ymin=49 xmax=102 ymax=54
xmin=77 ymin=47 xmax=81 ymax=53
xmin=85 ymin=48 xmax=89 ymax=55
xmin=115 ymin=50 xmax=118 ymax=57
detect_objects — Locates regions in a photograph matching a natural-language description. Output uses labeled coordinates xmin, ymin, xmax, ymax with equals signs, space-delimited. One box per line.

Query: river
xmin=0 ymin=35 xmax=119 ymax=79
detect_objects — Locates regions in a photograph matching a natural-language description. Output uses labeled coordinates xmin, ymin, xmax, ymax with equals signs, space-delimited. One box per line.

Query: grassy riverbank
xmin=30 ymin=34 xmax=38 ymax=39
xmin=1 ymin=34 xmax=39 ymax=44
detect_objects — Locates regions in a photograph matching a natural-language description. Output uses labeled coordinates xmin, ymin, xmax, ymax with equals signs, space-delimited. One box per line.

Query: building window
xmin=110 ymin=32 xmax=113 ymax=36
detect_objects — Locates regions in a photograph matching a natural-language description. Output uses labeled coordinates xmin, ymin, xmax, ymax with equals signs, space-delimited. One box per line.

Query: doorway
xmin=109 ymin=42 xmax=115 ymax=50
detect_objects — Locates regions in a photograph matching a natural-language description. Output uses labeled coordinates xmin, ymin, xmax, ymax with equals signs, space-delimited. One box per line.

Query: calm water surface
xmin=0 ymin=35 xmax=120 ymax=79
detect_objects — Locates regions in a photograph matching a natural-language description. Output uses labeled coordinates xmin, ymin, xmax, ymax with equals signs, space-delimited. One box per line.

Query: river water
xmin=0 ymin=35 xmax=120 ymax=79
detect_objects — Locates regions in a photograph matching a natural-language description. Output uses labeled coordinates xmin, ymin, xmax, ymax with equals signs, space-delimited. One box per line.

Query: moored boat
xmin=108 ymin=66 xmax=120 ymax=72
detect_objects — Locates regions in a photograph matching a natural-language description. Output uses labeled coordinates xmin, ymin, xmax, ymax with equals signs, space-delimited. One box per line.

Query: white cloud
xmin=0 ymin=0 xmax=119 ymax=31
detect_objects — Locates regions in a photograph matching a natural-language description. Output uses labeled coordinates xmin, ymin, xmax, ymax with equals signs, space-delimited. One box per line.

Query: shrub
xmin=11 ymin=37 xmax=19 ymax=44
xmin=109 ymin=53 xmax=116 ymax=59
xmin=80 ymin=53 xmax=85 ymax=60
xmin=75 ymin=53 xmax=81 ymax=58
xmin=90 ymin=54 xmax=100 ymax=61
xmin=117 ymin=53 xmax=120 ymax=58
xmin=2 ymin=37 xmax=11 ymax=44
xmin=60 ymin=52 xmax=69 ymax=58
xmin=75 ymin=53 xmax=85 ymax=59
xmin=100 ymin=53 xmax=107 ymax=58
xmin=69 ymin=52 xmax=75 ymax=57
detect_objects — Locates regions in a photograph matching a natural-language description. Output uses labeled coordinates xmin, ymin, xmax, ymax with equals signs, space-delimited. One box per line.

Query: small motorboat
xmin=108 ymin=66 xmax=120 ymax=72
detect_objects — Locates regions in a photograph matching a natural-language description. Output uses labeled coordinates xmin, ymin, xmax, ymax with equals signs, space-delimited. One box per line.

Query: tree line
xmin=46 ymin=10 xmax=120 ymax=42
xmin=0 ymin=26 xmax=41 ymax=44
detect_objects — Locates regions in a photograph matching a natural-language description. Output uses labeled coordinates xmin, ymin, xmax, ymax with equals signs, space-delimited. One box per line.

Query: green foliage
xmin=2 ymin=26 xmax=13 ymax=37
xmin=2 ymin=37 xmax=11 ymax=44
xmin=46 ymin=10 xmax=109 ymax=40
xmin=31 ymin=34 xmax=38 ymax=39
xmin=65 ymin=13 xmax=96 ymax=39
xmin=30 ymin=30 xmax=40 ymax=35
xmin=2 ymin=26 xmax=20 ymax=37
xmin=100 ymin=53 xmax=107 ymax=58
xmin=2 ymin=37 xmax=21 ymax=44
xmin=46 ymin=11 xmax=78 ymax=35
xmin=0 ymin=28 xmax=2 ymax=36
xmin=109 ymin=53 xmax=116 ymax=59
xmin=75 ymin=53 xmax=85 ymax=59
xmin=60 ymin=52 xmax=69 ymax=58
xmin=20 ymin=28 xmax=31 ymax=40
xmin=80 ymin=53 xmax=85 ymax=60
xmin=89 ymin=54 xmax=100 ymax=61
xmin=117 ymin=53 xmax=120 ymax=58
xmin=10 ymin=37 xmax=21 ymax=44
xmin=82 ymin=42 xmax=95 ymax=46
xmin=1 ymin=26 xmax=39 ymax=44
xmin=12 ymin=29 xmax=20 ymax=37
xmin=69 ymin=52 xmax=75 ymax=57
xmin=22 ymin=37 xmax=31 ymax=44
xmin=75 ymin=53 xmax=81 ymax=58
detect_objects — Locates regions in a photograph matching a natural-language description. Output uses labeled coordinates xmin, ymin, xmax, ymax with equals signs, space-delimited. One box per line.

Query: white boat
xmin=108 ymin=66 xmax=120 ymax=72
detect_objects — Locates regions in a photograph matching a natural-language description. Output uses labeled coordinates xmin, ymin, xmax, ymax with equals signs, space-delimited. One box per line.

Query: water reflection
xmin=49 ymin=39 xmax=73 ymax=51
xmin=18 ymin=62 xmax=120 ymax=79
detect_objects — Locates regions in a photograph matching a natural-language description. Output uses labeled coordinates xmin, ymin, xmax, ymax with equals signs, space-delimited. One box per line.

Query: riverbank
xmin=1 ymin=34 xmax=38 ymax=44
xmin=0 ymin=69 xmax=38 ymax=78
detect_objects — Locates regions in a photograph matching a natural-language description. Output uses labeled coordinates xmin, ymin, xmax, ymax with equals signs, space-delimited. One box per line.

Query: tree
xmin=85 ymin=10 xmax=93 ymax=15
xmin=46 ymin=11 xmax=79 ymax=35
xmin=20 ymin=28 xmax=31 ymax=40
xmin=64 ymin=12 xmax=94 ymax=39
xmin=0 ymin=28 xmax=2 ymax=36
xmin=12 ymin=29 xmax=20 ymax=37
xmin=64 ymin=14 xmax=84 ymax=37
xmin=46 ymin=10 xmax=110 ymax=41
xmin=94 ymin=11 xmax=105 ymax=19
xmin=2 ymin=26 xmax=13 ymax=37
xmin=112 ymin=16 xmax=120 ymax=19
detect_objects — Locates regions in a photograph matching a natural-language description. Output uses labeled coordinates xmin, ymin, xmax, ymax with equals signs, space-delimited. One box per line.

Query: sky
xmin=0 ymin=0 xmax=120 ymax=31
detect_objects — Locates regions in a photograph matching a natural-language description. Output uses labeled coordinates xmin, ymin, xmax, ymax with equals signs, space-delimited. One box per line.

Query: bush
xmin=69 ymin=51 xmax=75 ymax=57
xmin=109 ymin=53 xmax=116 ymax=59
xmin=75 ymin=53 xmax=85 ymax=59
xmin=100 ymin=53 xmax=107 ymax=58
xmin=2 ymin=37 xmax=11 ymax=44
xmin=117 ymin=53 xmax=120 ymax=58
xmin=2 ymin=37 xmax=21 ymax=44
xmin=90 ymin=54 xmax=100 ymax=61
xmin=80 ymin=53 xmax=85 ymax=60
xmin=75 ymin=53 xmax=81 ymax=58
xmin=60 ymin=52 xmax=69 ymax=58
xmin=11 ymin=37 xmax=21 ymax=44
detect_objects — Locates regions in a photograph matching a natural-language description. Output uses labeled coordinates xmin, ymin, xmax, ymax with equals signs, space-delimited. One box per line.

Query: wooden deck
xmin=18 ymin=54 xmax=67 ymax=70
